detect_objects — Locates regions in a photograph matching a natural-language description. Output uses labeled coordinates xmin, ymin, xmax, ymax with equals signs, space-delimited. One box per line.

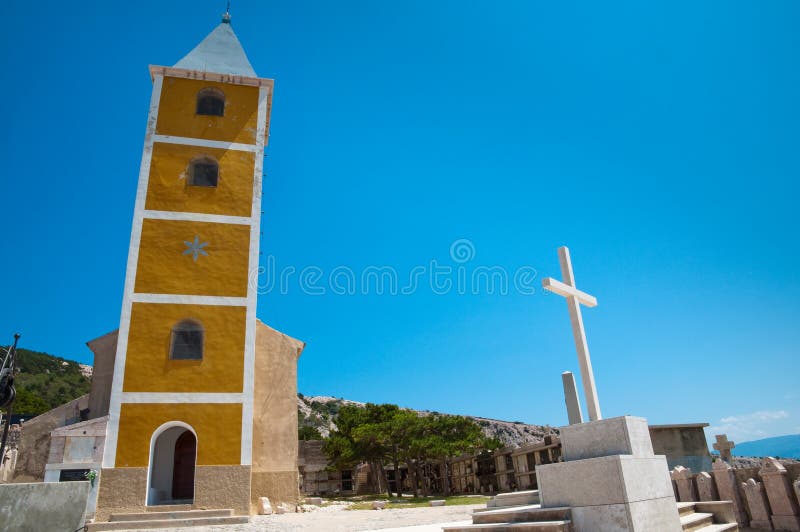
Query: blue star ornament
xmin=183 ymin=235 xmax=209 ymax=262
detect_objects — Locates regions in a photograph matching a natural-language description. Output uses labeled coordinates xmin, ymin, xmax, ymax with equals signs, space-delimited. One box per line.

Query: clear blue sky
xmin=1 ymin=1 xmax=798 ymax=445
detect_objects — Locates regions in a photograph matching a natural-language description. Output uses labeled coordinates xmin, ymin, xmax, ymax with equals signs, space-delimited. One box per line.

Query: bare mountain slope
xmin=298 ymin=394 xmax=557 ymax=447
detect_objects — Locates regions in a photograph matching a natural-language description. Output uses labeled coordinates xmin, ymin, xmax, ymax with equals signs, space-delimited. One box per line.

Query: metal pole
xmin=0 ymin=334 xmax=21 ymax=461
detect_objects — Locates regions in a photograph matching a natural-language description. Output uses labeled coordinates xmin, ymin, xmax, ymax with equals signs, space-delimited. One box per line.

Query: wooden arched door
xmin=172 ymin=430 xmax=196 ymax=500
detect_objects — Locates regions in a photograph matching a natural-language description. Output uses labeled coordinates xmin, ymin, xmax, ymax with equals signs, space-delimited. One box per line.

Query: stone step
xmin=693 ymin=501 xmax=737 ymax=526
xmin=680 ymin=512 xmax=714 ymax=532
xmin=486 ymin=490 xmax=541 ymax=509
xmin=144 ymin=504 xmax=193 ymax=513
xmin=443 ymin=521 xmax=572 ymax=532
xmin=86 ymin=515 xmax=249 ymax=531
xmin=677 ymin=502 xmax=697 ymax=516
xmin=695 ymin=524 xmax=738 ymax=532
xmin=473 ymin=505 xmax=571 ymax=525
xmin=109 ymin=509 xmax=233 ymax=522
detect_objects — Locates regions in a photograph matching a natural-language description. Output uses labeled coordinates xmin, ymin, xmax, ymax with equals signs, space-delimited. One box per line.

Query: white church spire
xmin=173 ymin=19 xmax=257 ymax=77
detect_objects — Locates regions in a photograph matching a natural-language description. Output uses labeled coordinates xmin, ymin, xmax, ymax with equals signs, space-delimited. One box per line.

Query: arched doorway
xmin=172 ymin=431 xmax=196 ymax=500
xmin=147 ymin=424 xmax=197 ymax=506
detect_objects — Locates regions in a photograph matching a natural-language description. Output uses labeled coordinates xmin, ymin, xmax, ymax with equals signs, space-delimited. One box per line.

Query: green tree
xmin=384 ymin=409 xmax=420 ymax=497
xmin=351 ymin=403 xmax=400 ymax=496
xmin=2 ymin=347 xmax=90 ymax=416
xmin=5 ymin=388 xmax=49 ymax=416
xmin=324 ymin=403 xmax=402 ymax=495
xmin=324 ymin=405 xmax=380 ymax=491
xmin=425 ymin=414 xmax=492 ymax=496
xmin=298 ymin=425 xmax=323 ymax=440
xmin=352 ymin=406 xmax=419 ymax=497
xmin=323 ymin=404 xmax=494 ymax=497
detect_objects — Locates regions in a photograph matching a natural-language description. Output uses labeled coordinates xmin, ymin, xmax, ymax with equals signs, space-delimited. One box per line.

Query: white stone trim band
xmin=131 ymin=294 xmax=247 ymax=306
xmin=103 ymin=74 xmax=165 ymax=469
xmin=121 ymin=392 xmax=245 ymax=404
xmin=153 ymin=134 xmax=257 ymax=153
xmin=143 ymin=209 xmax=253 ymax=226
xmin=239 ymin=84 xmax=268 ymax=465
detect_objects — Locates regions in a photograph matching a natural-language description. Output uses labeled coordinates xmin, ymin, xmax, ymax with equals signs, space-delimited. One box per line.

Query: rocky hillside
xmin=1 ymin=346 xmax=92 ymax=416
xmin=298 ymin=394 xmax=557 ymax=448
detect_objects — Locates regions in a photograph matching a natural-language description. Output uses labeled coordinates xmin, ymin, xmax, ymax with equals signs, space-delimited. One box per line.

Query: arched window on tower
xmin=196 ymin=87 xmax=225 ymax=116
xmin=169 ymin=319 xmax=204 ymax=360
xmin=188 ymin=156 xmax=219 ymax=187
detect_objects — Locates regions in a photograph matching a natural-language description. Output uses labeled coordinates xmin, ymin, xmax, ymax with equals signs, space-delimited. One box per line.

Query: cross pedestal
xmin=537 ymin=416 xmax=682 ymax=531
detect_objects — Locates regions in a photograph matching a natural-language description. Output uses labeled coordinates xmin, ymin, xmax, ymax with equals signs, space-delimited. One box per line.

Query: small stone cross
xmin=713 ymin=434 xmax=735 ymax=462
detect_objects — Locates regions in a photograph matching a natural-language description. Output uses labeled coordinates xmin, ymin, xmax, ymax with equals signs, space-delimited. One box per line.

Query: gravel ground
xmin=128 ymin=503 xmax=483 ymax=532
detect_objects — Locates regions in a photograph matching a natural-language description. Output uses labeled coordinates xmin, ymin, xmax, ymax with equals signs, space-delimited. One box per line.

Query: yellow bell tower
xmin=96 ymin=15 xmax=297 ymax=518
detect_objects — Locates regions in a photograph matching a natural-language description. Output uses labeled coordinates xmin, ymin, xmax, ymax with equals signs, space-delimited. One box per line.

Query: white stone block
xmin=627 ymin=496 xmax=683 ymax=531
xmin=570 ymin=496 xmax=682 ymax=531
xmin=559 ymin=416 xmax=654 ymax=461
xmin=430 ymin=500 xmax=445 ymax=507
xmin=258 ymin=497 xmax=272 ymax=515
xmin=618 ymin=456 xmax=675 ymax=501
xmin=372 ymin=500 xmax=386 ymax=510
xmin=538 ymin=455 xmax=673 ymax=507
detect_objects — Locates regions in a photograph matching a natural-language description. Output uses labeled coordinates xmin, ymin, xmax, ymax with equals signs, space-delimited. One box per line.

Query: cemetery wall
xmin=650 ymin=424 xmax=712 ymax=472
xmin=0 ymin=480 xmax=89 ymax=532
xmin=298 ymin=425 xmax=708 ymax=497
xmin=12 ymin=394 xmax=89 ymax=482
xmin=671 ymin=458 xmax=800 ymax=530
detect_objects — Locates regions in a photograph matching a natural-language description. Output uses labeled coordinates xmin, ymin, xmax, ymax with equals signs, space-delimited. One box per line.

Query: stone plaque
xmin=59 ymin=469 xmax=90 ymax=482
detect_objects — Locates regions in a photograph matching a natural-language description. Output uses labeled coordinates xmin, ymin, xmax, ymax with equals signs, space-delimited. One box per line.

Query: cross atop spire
xmin=173 ymin=18 xmax=256 ymax=77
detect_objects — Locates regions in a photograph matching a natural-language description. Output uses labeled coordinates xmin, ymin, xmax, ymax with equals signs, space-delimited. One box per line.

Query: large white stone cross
xmin=542 ymin=246 xmax=602 ymax=421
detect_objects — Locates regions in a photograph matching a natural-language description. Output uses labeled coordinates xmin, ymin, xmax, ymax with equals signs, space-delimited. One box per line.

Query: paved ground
xmin=136 ymin=503 xmax=483 ymax=532
xmin=115 ymin=502 xmax=757 ymax=531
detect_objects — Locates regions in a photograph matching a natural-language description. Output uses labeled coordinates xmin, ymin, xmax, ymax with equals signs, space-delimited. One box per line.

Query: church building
xmin=93 ymin=14 xmax=304 ymax=519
